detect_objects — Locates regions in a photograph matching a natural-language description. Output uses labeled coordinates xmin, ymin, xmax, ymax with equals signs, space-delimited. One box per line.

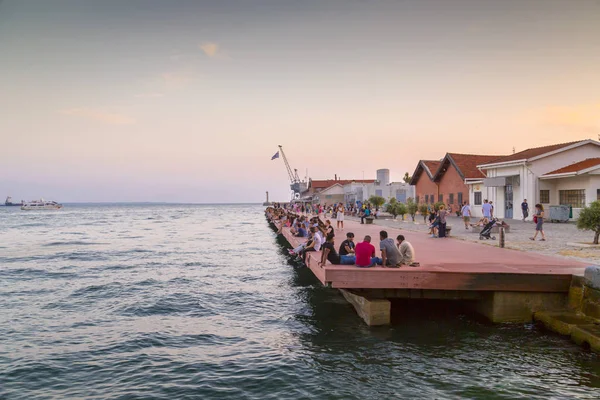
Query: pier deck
xmin=279 ymin=219 xmax=587 ymax=293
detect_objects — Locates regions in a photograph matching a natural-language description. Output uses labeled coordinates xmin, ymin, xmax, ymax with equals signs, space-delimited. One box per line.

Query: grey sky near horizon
xmin=0 ymin=0 xmax=599 ymax=202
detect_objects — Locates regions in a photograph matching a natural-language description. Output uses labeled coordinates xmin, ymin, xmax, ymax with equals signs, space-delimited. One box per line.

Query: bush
xmin=407 ymin=200 xmax=418 ymax=222
xmin=418 ymin=204 xmax=429 ymax=222
xmin=434 ymin=202 xmax=445 ymax=211
xmin=385 ymin=198 xmax=400 ymax=219
xmin=397 ymin=202 xmax=408 ymax=220
xmin=577 ymin=201 xmax=600 ymax=244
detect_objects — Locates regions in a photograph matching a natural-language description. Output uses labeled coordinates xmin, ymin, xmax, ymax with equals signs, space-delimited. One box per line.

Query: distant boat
xmin=21 ymin=199 xmax=63 ymax=210
xmin=4 ymin=196 xmax=23 ymax=207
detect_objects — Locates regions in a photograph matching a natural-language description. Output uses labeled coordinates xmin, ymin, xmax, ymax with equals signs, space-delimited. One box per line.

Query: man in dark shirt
xmin=319 ymin=234 xmax=341 ymax=266
xmin=521 ymin=199 xmax=529 ymax=222
xmin=339 ymin=232 xmax=356 ymax=265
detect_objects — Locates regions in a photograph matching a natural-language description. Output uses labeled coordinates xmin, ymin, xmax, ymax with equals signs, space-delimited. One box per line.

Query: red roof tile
xmin=422 ymin=160 xmax=441 ymax=177
xmin=434 ymin=153 xmax=504 ymax=180
xmin=543 ymin=158 xmax=600 ymax=176
xmin=310 ymin=179 xmax=375 ymax=189
xmin=480 ymin=140 xmax=589 ymax=165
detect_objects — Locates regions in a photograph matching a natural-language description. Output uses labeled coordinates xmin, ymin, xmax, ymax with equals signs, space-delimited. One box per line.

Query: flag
xmin=271 ymin=151 xmax=279 ymax=160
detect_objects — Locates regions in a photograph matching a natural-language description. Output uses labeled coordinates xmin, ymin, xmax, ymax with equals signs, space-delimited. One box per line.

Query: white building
xmin=467 ymin=140 xmax=600 ymax=220
xmin=344 ymin=180 xmax=415 ymax=205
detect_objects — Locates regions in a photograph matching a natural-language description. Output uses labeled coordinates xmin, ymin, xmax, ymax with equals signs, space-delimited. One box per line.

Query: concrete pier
xmin=271 ymin=217 xmax=588 ymax=326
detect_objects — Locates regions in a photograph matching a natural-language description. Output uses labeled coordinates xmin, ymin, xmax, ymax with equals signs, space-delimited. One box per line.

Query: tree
xmin=403 ymin=172 xmax=412 ymax=183
xmin=369 ymin=195 xmax=386 ymax=211
xmin=385 ymin=198 xmax=400 ymax=219
xmin=407 ymin=199 xmax=418 ymax=222
xmin=434 ymin=201 xmax=445 ymax=211
xmin=418 ymin=203 xmax=429 ymax=223
xmin=577 ymin=201 xmax=600 ymax=244
xmin=397 ymin=202 xmax=408 ymax=220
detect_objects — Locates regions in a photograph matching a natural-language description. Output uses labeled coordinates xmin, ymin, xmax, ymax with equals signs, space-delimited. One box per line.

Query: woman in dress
xmin=336 ymin=202 xmax=345 ymax=230
xmin=530 ymin=204 xmax=546 ymax=241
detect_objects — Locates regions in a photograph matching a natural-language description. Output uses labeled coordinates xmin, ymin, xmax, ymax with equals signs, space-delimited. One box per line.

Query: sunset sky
xmin=1 ymin=0 xmax=599 ymax=202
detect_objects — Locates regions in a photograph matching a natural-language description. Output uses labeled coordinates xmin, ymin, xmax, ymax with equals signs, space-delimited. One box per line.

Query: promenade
xmin=274 ymin=216 xmax=588 ymax=326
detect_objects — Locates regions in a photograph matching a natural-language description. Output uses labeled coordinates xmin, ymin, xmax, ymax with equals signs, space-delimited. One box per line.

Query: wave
xmin=43 ymin=241 xmax=105 ymax=247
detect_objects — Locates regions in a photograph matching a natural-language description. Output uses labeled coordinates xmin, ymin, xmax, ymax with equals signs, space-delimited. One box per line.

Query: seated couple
xmin=319 ymin=231 xmax=416 ymax=268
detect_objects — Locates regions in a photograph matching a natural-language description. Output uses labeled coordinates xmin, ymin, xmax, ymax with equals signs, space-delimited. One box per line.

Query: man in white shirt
xmin=396 ymin=235 xmax=416 ymax=266
xmin=301 ymin=226 xmax=322 ymax=265
xmin=460 ymin=201 xmax=472 ymax=229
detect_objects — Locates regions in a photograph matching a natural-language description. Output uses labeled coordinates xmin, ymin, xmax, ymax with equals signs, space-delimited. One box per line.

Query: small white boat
xmin=21 ymin=199 xmax=63 ymax=210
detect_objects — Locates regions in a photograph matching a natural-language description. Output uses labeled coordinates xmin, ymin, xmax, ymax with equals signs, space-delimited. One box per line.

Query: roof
xmin=480 ymin=140 xmax=593 ymax=166
xmin=434 ymin=153 xmax=503 ymax=181
xmin=409 ymin=160 xmax=441 ymax=185
xmin=310 ymin=179 xmax=375 ymax=189
xmin=543 ymin=158 xmax=600 ymax=177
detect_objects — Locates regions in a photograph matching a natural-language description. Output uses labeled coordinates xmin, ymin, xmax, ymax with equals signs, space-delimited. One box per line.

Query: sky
xmin=0 ymin=0 xmax=599 ymax=203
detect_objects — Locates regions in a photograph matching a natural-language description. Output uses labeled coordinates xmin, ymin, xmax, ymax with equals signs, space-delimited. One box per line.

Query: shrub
xmin=369 ymin=195 xmax=386 ymax=211
xmin=577 ymin=201 xmax=600 ymax=244
xmin=385 ymin=198 xmax=399 ymax=219
xmin=407 ymin=200 xmax=418 ymax=222
xmin=434 ymin=202 xmax=445 ymax=211
xmin=418 ymin=204 xmax=429 ymax=222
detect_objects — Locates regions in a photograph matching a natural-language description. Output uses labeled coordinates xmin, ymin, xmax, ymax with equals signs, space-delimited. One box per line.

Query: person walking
xmin=521 ymin=199 xmax=529 ymax=222
xmin=460 ymin=201 xmax=471 ymax=229
xmin=530 ymin=204 xmax=546 ymax=241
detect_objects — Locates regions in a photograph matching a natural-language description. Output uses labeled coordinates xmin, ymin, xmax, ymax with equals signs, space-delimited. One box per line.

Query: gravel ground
xmin=343 ymin=214 xmax=600 ymax=266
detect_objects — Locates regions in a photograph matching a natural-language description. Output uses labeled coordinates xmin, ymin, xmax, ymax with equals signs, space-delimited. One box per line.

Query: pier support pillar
xmin=340 ymin=289 xmax=390 ymax=326
xmin=475 ymin=291 xmax=567 ymax=323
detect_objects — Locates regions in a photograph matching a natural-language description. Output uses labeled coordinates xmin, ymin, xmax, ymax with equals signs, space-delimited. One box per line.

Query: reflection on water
xmin=0 ymin=203 xmax=599 ymax=399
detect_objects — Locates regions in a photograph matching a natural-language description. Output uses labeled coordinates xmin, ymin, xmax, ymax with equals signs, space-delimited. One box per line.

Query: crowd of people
xmin=266 ymin=204 xmax=417 ymax=268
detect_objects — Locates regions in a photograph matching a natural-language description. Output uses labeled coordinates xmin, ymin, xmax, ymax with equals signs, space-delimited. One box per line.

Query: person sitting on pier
xmin=339 ymin=232 xmax=355 ymax=256
xmin=470 ymin=216 xmax=489 ymax=228
xmin=299 ymin=226 xmax=322 ymax=264
xmin=293 ymin=222 xmax=307 ymax=237
xmin=396 ymin=235 xmax=417 ymax=266
xmin=320 ymin=219 xmax=335 ymax=238
xmin=355 ymin=235 xmax=382 ymax=268
xmin=380 ymin=230 xmax=401 ymax=267
xmin=319 ymin=234 xmax=340 ymax=266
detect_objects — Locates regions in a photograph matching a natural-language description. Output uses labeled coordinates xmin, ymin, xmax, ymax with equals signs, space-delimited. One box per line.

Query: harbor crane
xmin=278 ymin=145 xmax=302 ymax=199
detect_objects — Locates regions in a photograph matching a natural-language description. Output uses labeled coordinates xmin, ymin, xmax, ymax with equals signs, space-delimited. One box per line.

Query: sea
xmin=1 ymin=203 xmax=599 ymax=399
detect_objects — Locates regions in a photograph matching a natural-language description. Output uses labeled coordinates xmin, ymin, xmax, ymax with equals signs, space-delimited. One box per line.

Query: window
xmin=431 ymin=194 xmax=434 ymax=204
xmin=474 ymin=192 xmax=482 ymax=205
xmin=598 ymin=189 xmax=600 ymax=201
xmin=539 ymin=190 xmax=550 ymax=204
xmin=559 ymin=189 xmax=585 ymax=208
xmin=438 ymin=194 xmax=443 ymax=203
xmin=425 ymin=194 xmax=429 ymax=204
xmin=449 ymin=193 xmax=454 ymax=204
xmin=376 ymin=189 xmax=383 ymax=197
xmin=416 ymin=195 xmax=420 ymax=204
xmin=458 ymin=192 xmax=463 ymax=205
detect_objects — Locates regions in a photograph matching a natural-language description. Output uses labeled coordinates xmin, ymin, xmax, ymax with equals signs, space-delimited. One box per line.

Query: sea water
xmin=1 ymin=203 xmax=599 ymax=399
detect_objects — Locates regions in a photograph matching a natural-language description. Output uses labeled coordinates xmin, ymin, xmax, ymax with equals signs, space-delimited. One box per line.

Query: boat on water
xmin=21 ymin=199 xmax=63 ymax=210
xmin=4 ymin=196 xmax=24 ymax=206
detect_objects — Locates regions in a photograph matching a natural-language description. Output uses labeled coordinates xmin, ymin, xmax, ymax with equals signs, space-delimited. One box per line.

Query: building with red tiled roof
xmin=468 ymin=139 xmax=600 ymax=220
xmin=410 ymin=154 xmax=504 ymax=212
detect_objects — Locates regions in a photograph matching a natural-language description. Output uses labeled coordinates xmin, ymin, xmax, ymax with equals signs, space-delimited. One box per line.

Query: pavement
xmin=339 ymin=214 xmax=600 ymax=265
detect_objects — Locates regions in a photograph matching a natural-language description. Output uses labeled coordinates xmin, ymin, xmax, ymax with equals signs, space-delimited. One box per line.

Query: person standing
xmin=460 ymin=201 xmax=471 ymax=229
xmin=438 ymin=205 xmax=448 ymax=238
xmin=530 ymin=204 xmax=546 ymax=241
xmin=482 ymin=199 xmax=492 ymax=219
xmin=336 ymin=202 xmax=345 ymax=230
xmin=489 ymin=201 xmax=495 ymax=218
xmin=521 ymin=199 xmax=529 ymax=222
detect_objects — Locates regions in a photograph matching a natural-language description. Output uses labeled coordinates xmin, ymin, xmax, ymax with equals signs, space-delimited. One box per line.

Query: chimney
xmin=335 ymin=174 xmax=337 ymax=181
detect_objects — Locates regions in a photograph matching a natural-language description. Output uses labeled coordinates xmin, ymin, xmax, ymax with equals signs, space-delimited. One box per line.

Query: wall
xmin=437 ymin=164 xmax=470 ymax=213
xmin=414 ymin=174 xmax=438 ymax=205
xmin=529 ymin=143 xmax=600 ymax=176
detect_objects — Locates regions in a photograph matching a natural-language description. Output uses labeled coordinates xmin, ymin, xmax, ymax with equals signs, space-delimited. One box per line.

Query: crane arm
xmin=278 ymin=145 xmax=296 ymax=183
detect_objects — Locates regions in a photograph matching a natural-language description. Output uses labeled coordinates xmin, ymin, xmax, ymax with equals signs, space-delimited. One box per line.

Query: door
xmin=505 ymin=184 xmax=513 ymax=219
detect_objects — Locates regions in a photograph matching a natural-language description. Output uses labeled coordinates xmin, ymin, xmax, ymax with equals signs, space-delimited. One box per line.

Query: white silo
xmin=376 ymin=169 xmax=390 ymax=186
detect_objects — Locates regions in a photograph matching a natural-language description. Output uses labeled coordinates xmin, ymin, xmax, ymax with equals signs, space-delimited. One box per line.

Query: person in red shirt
xmin=354 ymin=235 xmax=382 ymax=268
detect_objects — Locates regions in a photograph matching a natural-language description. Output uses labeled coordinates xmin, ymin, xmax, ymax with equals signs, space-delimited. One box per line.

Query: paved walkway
xmin=341 ymin=214 xmax=600 ymax=265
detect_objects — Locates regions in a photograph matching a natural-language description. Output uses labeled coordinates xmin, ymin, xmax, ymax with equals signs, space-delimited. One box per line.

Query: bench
xmin=471 ymin=225 xmax=510 ymax=234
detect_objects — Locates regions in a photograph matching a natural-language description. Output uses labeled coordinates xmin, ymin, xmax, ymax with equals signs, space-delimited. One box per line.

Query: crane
xmin=278 ymin=145 xmax=302 ymax=199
